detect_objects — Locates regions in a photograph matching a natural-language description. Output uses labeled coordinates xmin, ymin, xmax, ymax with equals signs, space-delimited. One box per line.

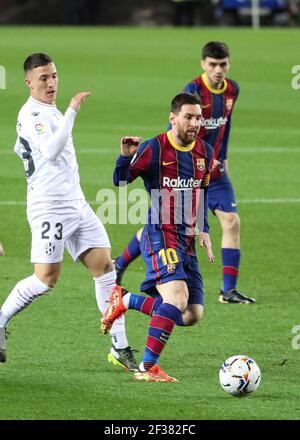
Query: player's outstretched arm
xmin=38 ymin=92 xmax=90 ymax=161
xmin=199 ymin=232 xmax=214 ymax=263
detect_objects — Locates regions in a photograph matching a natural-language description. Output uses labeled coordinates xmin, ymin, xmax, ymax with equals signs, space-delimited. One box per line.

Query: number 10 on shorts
xmin=158 ymin=248 xmax=179 ymax=266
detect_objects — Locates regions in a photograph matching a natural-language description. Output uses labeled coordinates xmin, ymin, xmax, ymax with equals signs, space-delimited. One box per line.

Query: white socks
xmin=122 ymin=292 xmax=131 ymax=309
xmin=0 ymin=274 xmax=51 ymax=327
xmin=94 ymin=270 xmax=129 ymax=349
xmin=0 ymin=270 xmax=130 ymax=350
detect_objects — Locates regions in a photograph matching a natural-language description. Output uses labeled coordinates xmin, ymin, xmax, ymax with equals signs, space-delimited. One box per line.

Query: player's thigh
xmin=65 ymin=201 xmax=111 ymax=263
xmin=156 ymin=280 xmax=189 ymax=311
xmin=28 ymin=202 xmax=79 ymax=265
xmin=215 ymin=210 xmax=240 ymax=232
xmin=139 ymin=233 xmax=188 ymax=304
xmin=184 ymin=256 xmax=205 ymax=306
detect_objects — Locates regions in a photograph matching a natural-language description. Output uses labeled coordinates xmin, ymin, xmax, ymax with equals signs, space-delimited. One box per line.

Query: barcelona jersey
xmin=114 ymin=131 xmax=213 ymax=257
xmin=184 ymin=73 xmax=239 ymax=180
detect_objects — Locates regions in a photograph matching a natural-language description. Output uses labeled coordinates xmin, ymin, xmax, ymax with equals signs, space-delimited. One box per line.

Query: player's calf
xmin=0 ymin=326 xmax=7 ymax=363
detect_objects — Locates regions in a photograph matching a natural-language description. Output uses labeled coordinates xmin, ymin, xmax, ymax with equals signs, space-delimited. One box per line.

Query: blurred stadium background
xmin=0 ymin=0 xmax=300 ymax=26
xmin=0 ymin=0 xmax=300 ymax=422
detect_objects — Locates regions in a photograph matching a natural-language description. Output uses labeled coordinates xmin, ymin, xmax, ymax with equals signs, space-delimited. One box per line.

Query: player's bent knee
xmin=182 ymin=305 xmax=204 ymax=326
xmin=92 ymin=257 xmax=114 ymax=276
xmin=223 ymin=213 xmax=240 ymax=233
xmin=232 ymin=213 xmax=240 ymax=230
xmin=103 ymin=260 xmax=114 ymax=274
xmin=178 ymin=297 xmax=189 ymax=312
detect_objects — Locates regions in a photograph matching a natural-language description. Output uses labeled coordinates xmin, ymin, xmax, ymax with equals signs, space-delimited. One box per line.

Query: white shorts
xmin=27 ymin=199 xmax=110 ymax=264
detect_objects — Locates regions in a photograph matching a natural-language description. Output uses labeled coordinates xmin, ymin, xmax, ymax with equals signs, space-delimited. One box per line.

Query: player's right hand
xmin=211 ymin=159 xmax=220 ymax=171
xmin=69 ymin=92 xmax=91 ymax=112
xmin=199 ymin=232 xmax=215 ymax=263
xmin=120 ymin=136 xmax=141 ymax=157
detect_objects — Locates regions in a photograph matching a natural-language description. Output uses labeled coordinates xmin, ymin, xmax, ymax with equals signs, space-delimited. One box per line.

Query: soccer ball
xmin=219 ymin=355 xmax=261 ymax=397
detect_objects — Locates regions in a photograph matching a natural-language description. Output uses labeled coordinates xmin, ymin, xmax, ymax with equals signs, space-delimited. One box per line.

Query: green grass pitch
xmin=0 ymin=26 xmax=300 ymax=420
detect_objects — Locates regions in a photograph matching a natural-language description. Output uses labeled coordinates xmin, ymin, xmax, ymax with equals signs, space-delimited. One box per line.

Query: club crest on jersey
xmin=167 ymin=263 xmax=176 ymax=273
xmin=35 ymin=123 xmax=45 ymax=134
xmin=45 ymin=242 xmax=56 ymax=256
xmin=196 ymin=158 xmax=205 ymax=171
xmin=226 ymin=99 xmax=233 ymax=111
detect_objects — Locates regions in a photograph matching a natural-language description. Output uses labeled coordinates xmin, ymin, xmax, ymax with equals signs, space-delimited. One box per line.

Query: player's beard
xmin=177 ymin=127 xmax=197 ymax=145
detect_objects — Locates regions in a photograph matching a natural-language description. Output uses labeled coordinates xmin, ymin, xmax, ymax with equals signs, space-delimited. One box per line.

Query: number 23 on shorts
xmin=41 ymin=221 xmax=63 ymax=240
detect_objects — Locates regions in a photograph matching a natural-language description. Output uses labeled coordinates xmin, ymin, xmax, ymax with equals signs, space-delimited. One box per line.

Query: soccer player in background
xmin=0 ymin=242 xmax=4 ymax=256
xmin=102 ymin=93 xmax=214 ymax=382
xmin=114 ymin=41 xmax=255 ymax=304
xmin=0 ymin=53 xmax=137 ymax=369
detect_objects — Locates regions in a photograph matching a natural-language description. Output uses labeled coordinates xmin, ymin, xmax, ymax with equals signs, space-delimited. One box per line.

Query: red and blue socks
xmin=222 ymin=248 xmax=241 ymax=292
xmin=142 ymin=303 xmax=182 ymax=366
xmin=128 ymin=294 xmax=162 ymax=316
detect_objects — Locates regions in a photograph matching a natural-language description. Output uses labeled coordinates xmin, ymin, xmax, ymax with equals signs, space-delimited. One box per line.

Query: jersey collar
xmin=167 ymin=131 xmax=195 ymax=152
xmin=202 ymin=73 xmax=227 ymax=94
xmin=29 ymin=96 xmax=57 ymax=108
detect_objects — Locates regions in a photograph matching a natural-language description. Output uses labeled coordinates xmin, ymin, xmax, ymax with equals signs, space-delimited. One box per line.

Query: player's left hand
xmin=120 ymin=136 xmax=142 ymax=157
xmin=199 ymin=232 xmax=214 ymax=263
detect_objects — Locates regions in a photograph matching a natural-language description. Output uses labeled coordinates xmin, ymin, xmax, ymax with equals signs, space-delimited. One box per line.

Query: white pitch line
xmin=231 ymin=147 xmax=300 ymax=153
xmin=237 ymin=198 xmax=300 ymax=204
xmin=1 ymin=198 xmax=300 ymax=206
xmin=0 ymin=201 xmax=26 ymax=205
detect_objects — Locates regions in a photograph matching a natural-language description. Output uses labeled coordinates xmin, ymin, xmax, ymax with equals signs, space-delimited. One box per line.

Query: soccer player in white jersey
xmin=0 ymin=242 xmax=4 ymax=256
xmin=0 ymin=53 xmax=138 ymax=370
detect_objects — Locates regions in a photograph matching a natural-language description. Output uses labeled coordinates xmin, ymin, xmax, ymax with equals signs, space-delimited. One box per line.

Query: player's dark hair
xmin=23 ymin=53 xmax=53 ymax=73
xmin=202 ymin=41 xmax=230 ymax=60
xmin=171 ymin=93 xmax=201 ymax=114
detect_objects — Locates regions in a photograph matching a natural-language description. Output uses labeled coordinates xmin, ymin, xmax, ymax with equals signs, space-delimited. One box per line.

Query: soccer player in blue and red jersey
xmin=102 ymin=93 xmax=214 ymax=382
xmin=114 ymin=41 xmax=255 ymax=305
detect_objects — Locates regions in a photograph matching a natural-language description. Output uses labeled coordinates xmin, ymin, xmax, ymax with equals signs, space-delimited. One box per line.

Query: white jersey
xmin=14 ymin=96 xmax=85 ymax=205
